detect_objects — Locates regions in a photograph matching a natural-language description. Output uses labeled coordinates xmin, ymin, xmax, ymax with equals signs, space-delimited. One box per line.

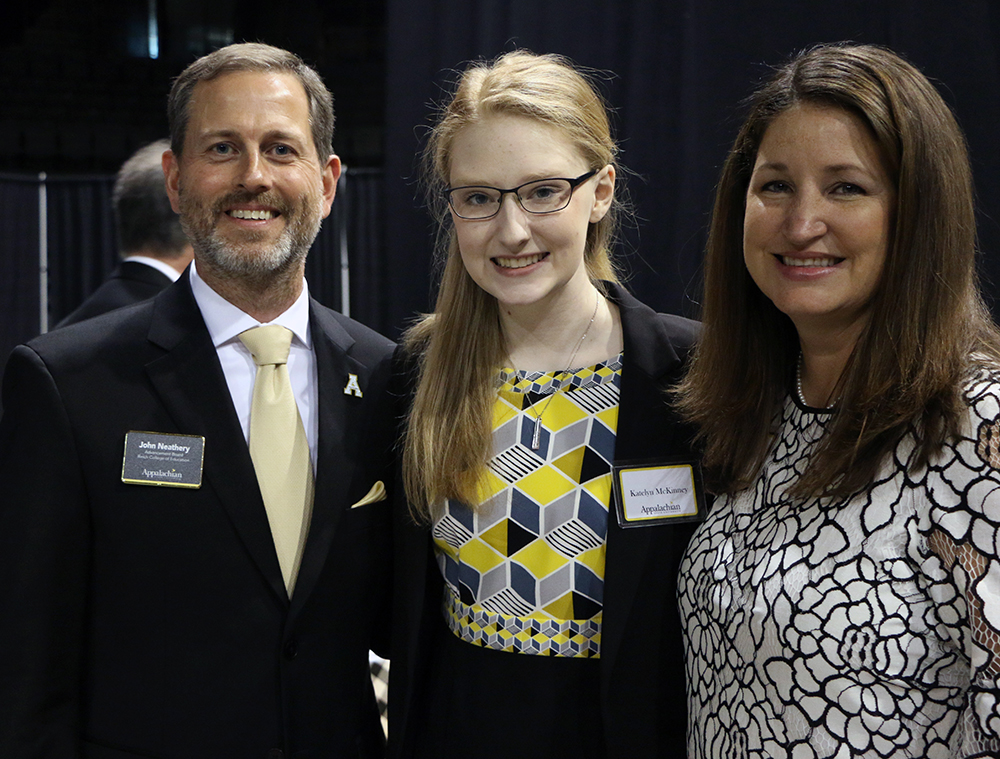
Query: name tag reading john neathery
xmin=121 ymin=431 xmax=204 ymax=488
xmin=611 ymin=458 xmax=706 ymax=527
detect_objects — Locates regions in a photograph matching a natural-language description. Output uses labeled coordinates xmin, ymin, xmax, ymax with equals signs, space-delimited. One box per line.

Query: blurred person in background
xmin=57 ymin=138 xmax=193 ymax=328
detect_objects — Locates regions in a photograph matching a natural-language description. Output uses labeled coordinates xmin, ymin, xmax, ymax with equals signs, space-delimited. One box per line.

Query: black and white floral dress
xmin=679 ymin=367 xmax=1000 ymax=758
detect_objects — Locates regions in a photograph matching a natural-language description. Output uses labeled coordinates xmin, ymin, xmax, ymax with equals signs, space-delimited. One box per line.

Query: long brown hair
xmin=402 ymin=50 xmax=622 ymax=519
xmin=676 ymin=42 xmax=1000 ymax=498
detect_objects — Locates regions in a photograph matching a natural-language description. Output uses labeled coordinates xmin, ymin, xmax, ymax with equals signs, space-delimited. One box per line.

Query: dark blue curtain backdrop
xmin=334 ymin=168 xmax=388 ymax=332
xmin=3 ymin=3 xmax=998 ymax=358
xmin=47 ymin=175 xmax=118 ymax=325
xmin=382 ymin=0 xmax=1000 ymax=337
xmin=0 ymin=175 xmax=40 ymax=412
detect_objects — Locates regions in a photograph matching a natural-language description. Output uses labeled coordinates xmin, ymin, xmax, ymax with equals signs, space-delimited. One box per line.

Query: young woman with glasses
xmin=388 ymin=50 xmax=703 ymax=757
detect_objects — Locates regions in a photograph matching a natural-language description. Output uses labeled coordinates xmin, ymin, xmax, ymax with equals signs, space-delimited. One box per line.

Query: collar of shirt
xmin=188 ymin=260 xmax=318 ymax=469
xmin=188 ymin=260 xmax=312 ymax=349
xmin=122 ymin=255 xmax=183 ymax=282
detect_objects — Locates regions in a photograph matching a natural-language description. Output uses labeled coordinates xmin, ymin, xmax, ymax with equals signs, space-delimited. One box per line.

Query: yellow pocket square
xmin=351 ymin=480 xmax=386 ymax=508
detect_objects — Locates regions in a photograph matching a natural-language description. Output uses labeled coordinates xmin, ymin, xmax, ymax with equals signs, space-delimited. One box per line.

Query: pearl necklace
xmin=795 ymin=354 xmax=837 ymax=410
xmin=511 ymin=292 xmax=600 ymax=450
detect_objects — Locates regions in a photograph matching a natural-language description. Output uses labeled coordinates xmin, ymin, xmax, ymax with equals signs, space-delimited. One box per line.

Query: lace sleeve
xmin=926 ymin=375 xmax=1000 ymax=756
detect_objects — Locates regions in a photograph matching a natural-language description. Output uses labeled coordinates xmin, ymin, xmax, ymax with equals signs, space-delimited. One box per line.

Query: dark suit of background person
xmin=57 ymin=259 xmax=175 ymax=326
xmin=388 ymin=282 xmax=702 ymax=758
xmin=0 ymin=44 xmax=395 ymax=759
xmin=57 ymin=138 xmax=195 ymax=329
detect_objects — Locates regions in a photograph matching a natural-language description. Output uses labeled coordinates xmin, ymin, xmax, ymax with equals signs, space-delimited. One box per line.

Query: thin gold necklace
xmin=510 ymin=291 xmax=600 ymax=450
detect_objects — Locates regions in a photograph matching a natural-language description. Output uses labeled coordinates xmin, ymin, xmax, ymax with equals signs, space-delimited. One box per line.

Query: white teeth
xmin=495 ymin=253 xmax=543 ymax=269
xmin=230 ymin=209 xmax=275 ymax=220
xmin=782 ymin=256 xmax=839 ymax=267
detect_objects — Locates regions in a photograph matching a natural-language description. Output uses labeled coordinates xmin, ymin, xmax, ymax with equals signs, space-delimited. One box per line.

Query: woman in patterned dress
xmin=388 ymin=51 xmax=701 ymax=757
xmin=676 ymin=43 xmax=1000 ymax=758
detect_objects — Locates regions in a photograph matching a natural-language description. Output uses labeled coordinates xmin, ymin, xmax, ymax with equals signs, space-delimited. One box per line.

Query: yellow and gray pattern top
xmin=432 ymin=355 xmax=623 ymax=657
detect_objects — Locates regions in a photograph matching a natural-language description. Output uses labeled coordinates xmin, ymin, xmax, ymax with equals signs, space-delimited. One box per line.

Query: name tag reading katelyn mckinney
xmin=121 ymin=431 xmax=204 ymax=488
xmin=611 ymin=459 xmax=706 ymax=527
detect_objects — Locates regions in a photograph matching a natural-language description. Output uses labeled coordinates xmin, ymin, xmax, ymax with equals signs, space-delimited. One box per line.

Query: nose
xmin=782 ymin=189 xmax=827 ymax=244
xmin=494 ymin=193 xmax=531 ymax=247
xmin=238 ymin=149 xmax=271 ymax=194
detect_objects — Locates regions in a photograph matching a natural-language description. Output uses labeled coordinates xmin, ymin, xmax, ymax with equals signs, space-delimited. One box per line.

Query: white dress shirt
xmin=188 ymin=261 xmax=319 ymax=470
xmin=123 ymin=255 xmax=184 ymax=282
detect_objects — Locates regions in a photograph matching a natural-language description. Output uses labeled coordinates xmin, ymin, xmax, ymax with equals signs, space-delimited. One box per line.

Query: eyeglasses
xmin=445 ymin=169 xmax=599 ymax=220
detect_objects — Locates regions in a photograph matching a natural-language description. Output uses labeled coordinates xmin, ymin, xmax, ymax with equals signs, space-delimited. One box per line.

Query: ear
xmin=589 ymin=164 xmax=615 ymax=223
xmin=319 ymin=154 xmax=342 ymax=219
xmin=162 ymin=149 xmax=182 ymax=214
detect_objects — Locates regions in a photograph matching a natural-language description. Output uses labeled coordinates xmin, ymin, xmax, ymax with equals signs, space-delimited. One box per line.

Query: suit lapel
xmin=600 ymin=284 xmax=684 ymax=685
xmin=286 ymin=302 xmax=362 ymax=612
xmin=143 ymin=277 xmax=288 ymax=605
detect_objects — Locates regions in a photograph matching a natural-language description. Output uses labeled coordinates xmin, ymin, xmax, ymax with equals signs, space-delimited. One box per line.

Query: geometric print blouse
xmin=431 ymin=355 xmax=622 ymax=658
xmin=679 ymin=366 xmax=1000 ymax=758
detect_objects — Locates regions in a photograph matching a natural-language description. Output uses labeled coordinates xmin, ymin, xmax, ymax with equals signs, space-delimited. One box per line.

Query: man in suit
xmin=0 ymin=43 xmax=395 ymax=758
xmin=57 ymin=139 xmax=194 ymax=328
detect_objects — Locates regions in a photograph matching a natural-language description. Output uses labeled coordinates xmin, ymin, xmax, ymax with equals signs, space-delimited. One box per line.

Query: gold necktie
xmin=239 ymin=325 xmax=314 ymax=595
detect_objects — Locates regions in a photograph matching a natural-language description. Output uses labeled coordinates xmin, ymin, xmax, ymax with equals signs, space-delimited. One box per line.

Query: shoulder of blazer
xmin=52 ymin=264 xmax=170 ymax=330
xmin=117 ymin=260 xmax=174 ymax=288
xmin=36 ymin=273 xmax=217 ymax=374
xmin=603 ymin=281 xmax=700 ymax=380
xmin=27 ymin=296 xmax=163 ymax=374
xmin=309 ymin=299 xmax=396 ymax=366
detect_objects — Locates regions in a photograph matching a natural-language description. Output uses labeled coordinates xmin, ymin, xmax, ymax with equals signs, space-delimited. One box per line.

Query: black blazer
xmin=0 ymin=272 xmax=396 ymax=759
xmin=388 ymin=283 xmax=701 ymax=758
xmin=57 ymin=260 xmax=175 ymax=328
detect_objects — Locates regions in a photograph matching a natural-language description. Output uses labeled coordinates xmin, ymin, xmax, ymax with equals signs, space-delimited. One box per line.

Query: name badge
xmin=611 ymin=458 xmax=706 ymax=527
xmin=122 ymin=431 xmax=204 ymax=489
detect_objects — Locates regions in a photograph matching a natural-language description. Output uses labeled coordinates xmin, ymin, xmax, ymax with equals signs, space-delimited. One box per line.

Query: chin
xmin=493 ymin=285 xmax=555 ymax=308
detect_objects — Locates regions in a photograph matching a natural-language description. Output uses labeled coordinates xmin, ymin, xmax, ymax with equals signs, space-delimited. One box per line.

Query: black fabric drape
xmin=304 ymin=167 xmax=385 ymax=322
xmin=343 ymin=168 xmax=388 ymax=332
xmin=307 ymin=185 xmax=345 ymax=314
xmin=383 ymin=0 xmax=1000 ymax=336
xmin=45 ymin=175 xmax=118 ymax=326
xmin=0 ymin=174 xmax=41 ymax=417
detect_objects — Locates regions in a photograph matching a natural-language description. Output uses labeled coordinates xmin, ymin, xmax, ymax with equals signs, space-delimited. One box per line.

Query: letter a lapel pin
xmin=344 ymin=373 xmax=363 ymax=397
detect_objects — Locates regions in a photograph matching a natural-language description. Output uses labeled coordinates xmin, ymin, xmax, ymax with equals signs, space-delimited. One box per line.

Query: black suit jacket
xmin=56 ymin=260 xmax=174 ymax=328
xmin=388 ymin=283 xmax=701 ymax=758
xmin=0 ymin=272 xmax=396 ymax=759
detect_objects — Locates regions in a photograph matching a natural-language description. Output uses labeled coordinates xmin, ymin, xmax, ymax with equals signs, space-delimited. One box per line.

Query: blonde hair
xmin=402 ymin=50 xmax=622 ymax=519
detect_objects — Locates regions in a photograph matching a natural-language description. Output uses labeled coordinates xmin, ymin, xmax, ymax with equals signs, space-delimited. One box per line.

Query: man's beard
xmin=179 ymin=189 xmax=323 ymax=282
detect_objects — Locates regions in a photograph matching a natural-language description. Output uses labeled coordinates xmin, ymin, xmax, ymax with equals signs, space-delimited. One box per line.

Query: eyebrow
xmin=450 ymin=170 xmax=583 ymax=187
xmin=195 ymin=128 xmax=306 ymax=144
xmin=754 ymin=161 xmax=872 ymax=175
